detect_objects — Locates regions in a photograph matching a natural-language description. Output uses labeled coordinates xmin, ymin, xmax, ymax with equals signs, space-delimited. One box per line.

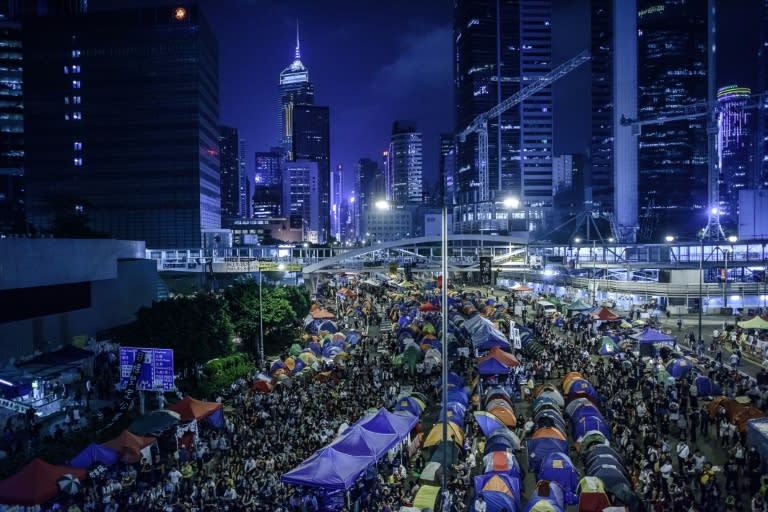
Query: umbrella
xmin=128 ymin=409 xmax=181 ymax=436
xmin=57 ymin=474 xmax=81 ymax=495
xmin=474 ymin=410 xmax=506 ymax=438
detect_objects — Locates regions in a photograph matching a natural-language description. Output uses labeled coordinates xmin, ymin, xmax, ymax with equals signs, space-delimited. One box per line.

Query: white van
xmin=537 ymin=300 xmax=558 ymax=316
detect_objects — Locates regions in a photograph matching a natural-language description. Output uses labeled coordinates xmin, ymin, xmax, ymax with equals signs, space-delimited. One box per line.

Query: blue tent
xmin=70 ymin=443 xmax=119 ymax=469
xmin=583 ymin=444 xmax=624 ymax=466
xmin=587 ymin=464 xmax=631 ymax=491
xmin=534 ymin=410 xmax=568 ymax=433
xmin=569 ymin=404 xmax=604 ymax=425
xmin=329 ymin=426 xmax=391 ymax=458
xmin=470 ymin=490 xmax=520 ymax=512
xmin=523 ymin=480 xmax=566 ymax=512
xmin=281 ymin=446 xmax=373 ymax=490
xmin=695 ymin=375 xmax=721 ymax=396
xmin=345 ymin=331 xmax=362 ymax=345
xmin=447 ymin=371 xmax=463 ymax=387
xmin=394 ymin=396 xmax=424 ymax=416
xmin=478 ymin=357 xmax=512 ymax=376
xmin=446 ymin=388 xmax=469 ymax=408
xmin=473 ymin=473 xmax=521 ymax=502
xmin=573 ymin=416 xmax=612 ymax=441
xmin=354 ymin=408 xmax=419 ymax=441
xmin=666 ymin=358 xmax=693 ymax=378
xmin=631 ymin=327 xmax=675 ymax=344
xmin=566 ymin=379 xmax=599 ymax=403
xmin=437 ymin=403 xmax=466 ymax=429
xmin=538 ymin=452 xmax=581 ymax=504
xmin=304 ymin=342 xmax=322 ymax=355
xmin=318 ymin=320 xmax=337 ymax=333
xmin=526 ymin=437 xmax=569 ymax=474
xmin=270 ymin=359 xmax=286 ymax=374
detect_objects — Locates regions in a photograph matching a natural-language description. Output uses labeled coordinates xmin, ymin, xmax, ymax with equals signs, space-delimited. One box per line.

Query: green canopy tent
xmin=566 ymin=299 xmax=592 ymax=316
xmin=738 ymin=316 xmax=768 ymax=330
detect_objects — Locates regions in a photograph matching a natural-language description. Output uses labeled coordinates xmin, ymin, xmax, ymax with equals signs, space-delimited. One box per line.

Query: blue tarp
xmin=478 ymin=357 xmax=512 ymax=376
xmin=538 ymin=452 xmax=580 ymax=504
xmin=354 ymin=408 xmax=419 ymax=441
xmin=70 ymin=443 xmax=119 ymax=469
xmin=206 ymin=408 xmax=225 ymax=428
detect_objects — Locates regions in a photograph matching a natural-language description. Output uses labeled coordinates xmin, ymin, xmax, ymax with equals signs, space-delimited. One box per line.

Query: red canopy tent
xmin=0 ymin=458 xmax=87 ymax=505
xmin=101 ymin=430 xmax=156 ymax=464
xmin=169 ymin=395 xmax=224 ymax=422
xmin=477 ymin=346 xmax=520 ymax=367
xmin=511 ymin=284 xmax=534 ymax=292
xmin=589 ymin=307 xmax=620 ymax=321
xmin=309 ymin=307 xmax=336 ymax=320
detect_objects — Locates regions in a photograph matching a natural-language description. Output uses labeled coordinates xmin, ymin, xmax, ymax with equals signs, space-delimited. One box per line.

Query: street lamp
xmin=723 ymin=235 xmax=737 ymax=308
xmin=258 ymin=262 xmax=265 ymax=365
xmin=698 ymin=236 xmax=703 ymax=345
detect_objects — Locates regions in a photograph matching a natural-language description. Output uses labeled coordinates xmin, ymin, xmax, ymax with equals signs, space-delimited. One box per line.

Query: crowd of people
xmin=1 ymin=278 xmax=768 ymax=512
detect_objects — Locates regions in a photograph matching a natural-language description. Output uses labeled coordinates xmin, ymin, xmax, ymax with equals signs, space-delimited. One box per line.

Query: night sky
xmin=91 ymin=0 xmax=762 ymax=193
xmin=202 ymin=0 xmax=454 ymax=191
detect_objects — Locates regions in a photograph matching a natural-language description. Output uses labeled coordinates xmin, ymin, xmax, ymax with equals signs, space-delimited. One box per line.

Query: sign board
xmin=479 ymin=257 xmax=492 ymax=285
xmin=119 ymin=347 xmax=175 ymax=391
xmin=0 ymin=397 xmax=30 ymax=414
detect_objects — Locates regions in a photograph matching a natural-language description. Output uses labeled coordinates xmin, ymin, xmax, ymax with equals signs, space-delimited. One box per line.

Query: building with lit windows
xmin=291 ymin=105 xmax=330 ymax=243
xmin=219 ymin=126 xmax=243 ymax=220
xmin=0 ymin=1 xmax=23 ymax=233
xmin=278 ymin=24 xmax=314 ymax=155
xmin=22 ymin=3 xmax=220 ymax=248
xmin=388 ymin=121 xmax=423 ymax=205
xmin=253 ymin=150 xmax=282 ymax=218
xmin=282 ymin=159 xmax=319 ymax=242
xmin=364 ymin=203 xmax=414 ymax=243
xmin=717 ymin=85 xmax=755 ymax=227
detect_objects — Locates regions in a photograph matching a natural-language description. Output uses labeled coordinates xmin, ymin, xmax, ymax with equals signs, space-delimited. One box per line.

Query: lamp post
xmin=592 ymin=240 xmax=597 ymax=305
xmin=698 ymin=237 xmax=703 ymax=345
xmin=258 ymin=262 xmax=264 ymax=365
xmin=723 ymin=235 xmax=738 ymax=308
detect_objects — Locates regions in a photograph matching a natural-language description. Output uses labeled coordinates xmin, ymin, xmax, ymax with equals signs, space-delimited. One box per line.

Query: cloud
xmin=372 ymin=24 xmax=452 ymax=101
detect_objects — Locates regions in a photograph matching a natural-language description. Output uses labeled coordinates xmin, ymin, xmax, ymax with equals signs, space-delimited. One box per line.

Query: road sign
xmin=119 ymin=347 xmax=175 ymax=391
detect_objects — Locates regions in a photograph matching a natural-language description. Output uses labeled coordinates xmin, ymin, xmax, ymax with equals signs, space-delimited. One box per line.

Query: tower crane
xmin=457 ymin=50 xmax=591 ymax=203
xmin=620 ymin=91 xmax=766 ymax=241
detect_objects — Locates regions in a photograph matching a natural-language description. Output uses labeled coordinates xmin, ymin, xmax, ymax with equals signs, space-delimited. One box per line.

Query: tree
xmin=223 ymin=281 xmax=261 ymax=356
xmin=113 ymin=293 xmax=233 ymax=369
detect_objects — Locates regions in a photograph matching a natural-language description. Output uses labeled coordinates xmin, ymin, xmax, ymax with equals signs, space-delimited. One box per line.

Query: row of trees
xmin=112 ymin=281 xmax=311 ymax=369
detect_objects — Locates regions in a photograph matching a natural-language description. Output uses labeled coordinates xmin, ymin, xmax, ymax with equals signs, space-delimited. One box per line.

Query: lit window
xmin=75 ymin=204 xmax=84 ymax=213
xmin=72 ymin=65 xmax=80 ymax=73
xmin=71 ymin=49 xmax=81 ymax=58
xmin=74 ymin=157 xmax=83 ymax=166
xmin=64 ymin=113 xmax=70 ymax=121
xmin=72 ymin=80 xmax=81 ymax=89
xmin=64 ymin=97 xmax=70 ymax=104
xmin=73 ymin=96 xmax=81 ymax=104
xmin=73 ymin=112 xmax=82 ymax=120
xmin=73 ymin=141 xmax=82 ymax=151
xmin=63 ymin=66 xmax=69 ymax=74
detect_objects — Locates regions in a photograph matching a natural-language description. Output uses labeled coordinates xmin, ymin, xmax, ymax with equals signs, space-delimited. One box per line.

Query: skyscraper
xmin=23 ymin=3 xmax=220 ymax=247
xmin=438 ymin=133 xmax=454 ymax=206
xmin=330 ymin=163 xmax=343 ymax=242
xmin=636 ymin=0 xmax=708 ymax=240
xmin=239 ymin=138 xmax=249 ymax=218
xmin=282 ymin=159 xmax=319 ymax=242
xmin=278 ymin=22 xmax=314 ymax=156
xmin=588 ymin=0 xmax=613 ymax=212
xmin=292 ymin=104 xmax=330 ymax=243
xmin=253 ymin=150 xmax=282 ymax=219
xmin=453 ymin=0 xmax=553 ymax=234
xmin=219 ymin=126 xmax=242 ymax=220
xmin=0 ymin=0 xmax=23 ymax=233
xmin=389 ymin=121 xmax=423 ymax=205
xmin=356 ymin=157 xmax=382 ymax=240
xmin=717 ymin=85 xmax=755 ymax=228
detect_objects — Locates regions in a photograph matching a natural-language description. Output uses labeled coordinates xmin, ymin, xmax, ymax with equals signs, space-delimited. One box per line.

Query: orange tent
xmin=488 ymin=405 xmax=517 ymax=427
xmin=707 ymin=397 xmax=736 ymax=419
xmin=531 ymin=427 xmax=567 ymax=441
xmin=169 ymin=395 xmax=224 ymax=422
xmin=732 ymin=406 xmax=765 ymax=432
xmin=561 ymin=371 xmax=585 ymax=387
xmin=533 ymin=383 xmax=559 ymax=398
xmin=309 ymin=308 xmax=336 ymax=320
xmin=102 ymin=430 xmax=156 ymax=464
xmin=478 ymin=346 xmax=520 ymax=368
xmin=0 ymin=458 xmax=87 ymax=506
xmin=482 ymin=474 xmax=516 ymax=496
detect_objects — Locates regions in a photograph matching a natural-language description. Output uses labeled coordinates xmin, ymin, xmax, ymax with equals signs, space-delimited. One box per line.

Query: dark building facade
xmin=292 ymin=104 xmax=330 ymax=243
xmin=218 ymin=126 xmax=242 ymax=220
xmin=636 ymin=0 xmax=708 ymax=240
xmin=588 ymin=0 xmax=613 ymax=213
xmin=389 ymin=121 xmax=423 ymax=205
xmin=0 ymin=0 xmax=24 ymax=233
xmin=278 ymin=28 xmax=314 ymax=156
xmin=253 ymin=150 xmax=282 ymax=219
xmin=356 ymin=157 xmax=382 ymax=240
xmin=23 ymin=3 xmax=220 ymax=248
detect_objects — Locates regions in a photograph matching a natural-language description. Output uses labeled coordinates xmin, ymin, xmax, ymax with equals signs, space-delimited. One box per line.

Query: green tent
xmin=597 ymin=337 xmax=619 ymax=356
xmin=289 ymin=343 xmax=303 ymax=357
xmin=401 ymin=345 xmax=422 ymax=373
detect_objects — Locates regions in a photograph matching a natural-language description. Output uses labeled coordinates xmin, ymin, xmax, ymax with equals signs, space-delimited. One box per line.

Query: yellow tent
xmin=738 ymin=316 xmax=768 ymax=330
xmin=423 ymin=421 xmax=465 ymax=448
xmin=481 ymin=474 xmax=515 ymax=497
xmin=413 ymin=485 xmax=441 ymax=510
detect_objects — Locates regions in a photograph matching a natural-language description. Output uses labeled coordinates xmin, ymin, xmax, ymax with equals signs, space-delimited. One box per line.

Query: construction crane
xmin=620 ymin=91 xmax=767 ymax=241
xmin=457 ymin=50 xmax=591 ymax=203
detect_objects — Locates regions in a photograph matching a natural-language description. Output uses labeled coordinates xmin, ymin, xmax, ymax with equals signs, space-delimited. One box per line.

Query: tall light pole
xmin=258 ymin=263 xmax=264 ymax=365
xmin=723 ymin=235 xmax=737 ymax=308
xmin=698 ymin=236 xmax=704 ymax=345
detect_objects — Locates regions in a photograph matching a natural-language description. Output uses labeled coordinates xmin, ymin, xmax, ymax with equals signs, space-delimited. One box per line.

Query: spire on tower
xmin=295 ymin=19 xmax=301 ymax=60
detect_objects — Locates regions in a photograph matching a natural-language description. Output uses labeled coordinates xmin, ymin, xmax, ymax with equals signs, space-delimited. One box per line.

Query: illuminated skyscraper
xmin=253 ymin=150 xmax=282 ymax=219
xmin=278 ymin=22 xmax=314 ymax=155
xmin=331 ymin=163 xmax=343 ymax=242
xmin=0 ymin=0 xmax=23 ymax=233
xmin=717 ymin=85 xmax=755 ymax=227
xmin=219 ymin=126 xmax=242 ymax=220
xmin=291 ymin=105 xmax=330 ymax=243
xmin=388 ymin=121 xmax=423 ymax=205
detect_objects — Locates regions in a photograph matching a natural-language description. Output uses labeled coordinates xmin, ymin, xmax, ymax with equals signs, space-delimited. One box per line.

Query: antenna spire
xmin=295 ymin=19 xmax=301 ymax=60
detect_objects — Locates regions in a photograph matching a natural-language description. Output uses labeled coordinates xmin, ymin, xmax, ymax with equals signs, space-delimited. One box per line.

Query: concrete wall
xmin=0 ymin=238 xmax=146 ymax=290
xmin=0 ymin=258 xmax=157 ymax=363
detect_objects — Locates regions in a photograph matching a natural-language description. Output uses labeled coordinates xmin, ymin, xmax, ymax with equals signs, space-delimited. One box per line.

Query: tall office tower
xmin=219 ymin=126 xmax=242 ymax=220
xmin=292 ymin=104 xmax=330 ymax=242
xmin=636 ymin=0 xmax=708 ymax=240
xmin=0 ymin=0 xmax=23 ymax=233
xmin=453 ymin=0 xmax=553 ymax=234
xmin=717 ymin=85 xmax=755 ymax=227
xmin=23 ymin=4 xmax=219 ymax=248
xmin=253 ymin=150 xmax=282 ymax=219
xmin=389 ymin=121 xmax=423 ymax=204
xmin=282 ymin=159 xmax=319 ymax=242
xmin=330 ymin=163 xmax=343 ymax=242
xmin=589 ymin=0 xmax=613 ymax=212
xmin=438 ymin=133 xmax=454 ymax=206
xmin=757 ymin=1 xmax=768 ymax=189
xmin=239 ymin=138 xmax=249 ymax=218
xmin=382 ymin=149 xmax=392 ymax=200
xmin=551 ymin=155 xmax=574 ymax=195
xmin=278 ymin=22 xmax=314 ymax=156
xmin=356 ymin=157 xmax=382 ymax=239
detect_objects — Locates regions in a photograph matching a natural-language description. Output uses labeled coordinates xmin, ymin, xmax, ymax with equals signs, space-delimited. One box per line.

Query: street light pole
xmin=440 ymin=204 xmax=449 ymax=512
xmin=698 ymin=237 xmax=703 ymax=345
xmin=723 ymin=249 xmax=729 ymax=308
xmin=258 ymin=264 xmax=265 ymax=365
xmin=592 ymin=240 xmax=597 ymax=304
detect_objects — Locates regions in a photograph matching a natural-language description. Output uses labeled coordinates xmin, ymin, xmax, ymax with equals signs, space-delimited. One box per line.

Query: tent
xmin=419 ymin=461 xmax=443 ymax=484
xmin=694 ymin=375 xmax=721 ymax=397
xmin=0 ymin=459 xmax=88 ymax=506
xmin=566 ymin=299 xmax=592 ymax=315
xmin=169 ymin=395 xmax=225 ymax=427
xmin=487 ymin=403 xmax=517 ymax=427
xmin=478 ymin=357 xmax=513 ymax=376
xmin=69 ymin=443 xmax=119 ymax=469
xmin=538 ymin=452 xmax=581 ymax=504
xmin=666 ymin=358 xmax=693 ymax=379
xmin=424 ymin=421 xmax=464 ymax=448
xmin=573 ymin=416 xmax=612 ymax=442
xmin=413 ymin=484 xmax=441 ymax=511
xmin=463 ymin=314 xmax=511 ymax=350
xmin=536 ymin=389 xmax=565 ymax=408
xmin=630 ymin=327 xmax=675 ymax=344
xmin=486 ymin=429 xmax=522 ymax=452
xmin=526 ymin=437 xmax=569 ymax=473
xmin=474 ymin=410 xmax=506 ymax=438
xmin=589 ymin=307 xmax=620 ymax=321
xmin=524 ymin=480 xmax=566 ymax=512
xmin=566 ymin=380 xmax=600 ymax=404
xmin=354 ymin=408 xmax=419 ymax=442
xmin=598 ymin=337 xmax=619 ymax=356
xmin=738 ymin=315 xmax=768 ymax=330
xmin=281 ymin=446 xmax=373 ymax=490
xmin=484 ymin=387 xmax=513 ymax=407
xmin=128 ymin=409 xmax=182 ymax=436
xmin=478 ymin=346 xmax=520 ymax=367
xmin=101 ymin=430 xmax=157 ymax=464
xmin=577 ymin=476 xmax=611 ymax=512
xmin=474 ymin=473 xmax=521 ymax=500
xmin=482 ymin=451 xmax=523 ymax=477
xmin=394 ymin=396 xmax=426 ymax=416
xmin=471 ymin=490 xmax=520 ymax=512
xmin=583 ymin=445 xmax=624 ymax=466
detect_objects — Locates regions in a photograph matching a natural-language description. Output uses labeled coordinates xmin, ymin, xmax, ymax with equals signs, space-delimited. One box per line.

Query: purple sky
xmin=201 ymin=0 xmax=454 ymax=189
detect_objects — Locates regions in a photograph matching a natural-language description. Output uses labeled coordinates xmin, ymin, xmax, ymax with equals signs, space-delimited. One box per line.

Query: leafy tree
xmin=113 ymin=293 xmax=233 ymax=369
xmin=223 ymin=281 xmax=262 ymax=356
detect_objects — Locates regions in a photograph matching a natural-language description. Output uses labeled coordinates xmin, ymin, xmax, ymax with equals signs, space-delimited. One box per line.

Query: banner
xmin=119 ymin=347 xmax=175 ymax=391
xmin=119 ymin=350 xmax=145 ymax=411
xmin=479 ymin=257 xmax=492 ymax=285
